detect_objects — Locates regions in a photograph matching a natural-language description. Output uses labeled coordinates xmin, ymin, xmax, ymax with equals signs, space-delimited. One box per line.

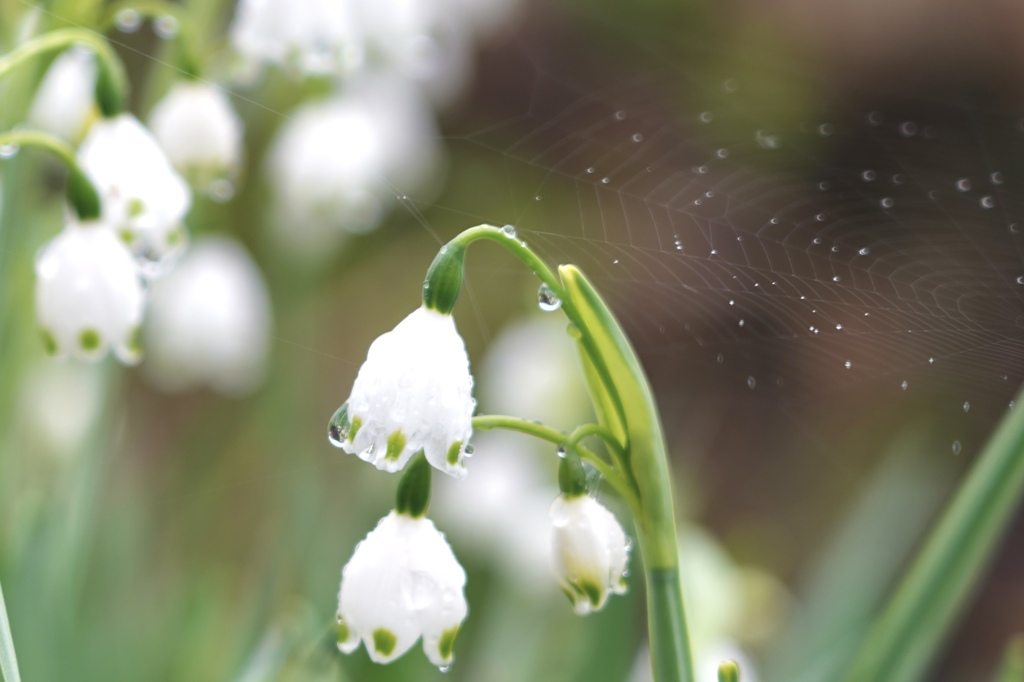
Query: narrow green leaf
xmin=992 ymin=635 xmax=1024 ymax=682
xmin=0 ymin=580 xmax=21 ymax=682
xmin=843 ymin=390 xmax=1024 ymax=682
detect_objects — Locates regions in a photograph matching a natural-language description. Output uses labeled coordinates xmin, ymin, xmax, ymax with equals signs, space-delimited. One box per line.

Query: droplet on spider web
xmin=537 ymin=284 xmax=562 ymax=312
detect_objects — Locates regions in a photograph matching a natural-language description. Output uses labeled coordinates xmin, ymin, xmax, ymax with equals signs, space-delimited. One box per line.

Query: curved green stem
xmin=566 ymin=422 xmax=628 ymax=470
xmin=446 ymin=224 xmax=567 ymax=302
xmin=0 ymin=129 xmax=101 ymax=220
xmin=471 ymin=414 xmax=639 ymax=511
xmin=0 ymin=579 xmax=21 ymax=682
xmin=0 ymin=28 xmax=128 ymax=114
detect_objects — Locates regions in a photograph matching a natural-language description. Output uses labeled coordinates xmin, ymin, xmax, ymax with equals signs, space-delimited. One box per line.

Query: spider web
xmin=435 ymin=8 xmax=1024 ymax=468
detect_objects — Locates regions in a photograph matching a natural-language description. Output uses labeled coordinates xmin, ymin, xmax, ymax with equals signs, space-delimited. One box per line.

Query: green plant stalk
xmin=0 ymin=129 xmax=102 ymax=220
xmin=0 ymin=28 xmax=127 ymax=106
xmin=443 ymin=225 xmax=694 ymax=681
xmin=843 ymin=387 xmax=1024 ymax=682
xmin=0 ymin=579 xmax=21 ymax=682
xmin=993 ymin=635 xmax=1024 ymax=682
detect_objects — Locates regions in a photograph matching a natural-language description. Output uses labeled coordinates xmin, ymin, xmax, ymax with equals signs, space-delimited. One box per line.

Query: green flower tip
xmin=395 ymin=452 xmax=431 ymax=518
xmin=336 ymin=620 xmax=350 ymax=646
xmin=79 ymin=327 xmax=101 ymax=351
xmin=372 ymin=628 xmax=397 ymax=657
xmin=66 ymin=166 xmax=102 ymax=221
xmin=717 ymin=659 xmax=740 ymax=682
xmin=446 ymin=440 xmax=462 ymax=466
xmin=95 ymin=57 xmax=125 ymax=117
xmin=40 ymin=328 xmax=58 ymax=355
xmin=562 ymin=578 xmax=603 ymax=610
xmin=422 ymin=243 xmax=466 ymax=314
xmin=385 ymin=430 xmax=406 ymax=462
xmin=438 ymin=626 xmax=459 ymax=662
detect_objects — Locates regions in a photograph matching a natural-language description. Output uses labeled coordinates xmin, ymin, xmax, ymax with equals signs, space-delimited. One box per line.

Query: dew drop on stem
xmin=537 ymin=283 xmax=562 ymax=312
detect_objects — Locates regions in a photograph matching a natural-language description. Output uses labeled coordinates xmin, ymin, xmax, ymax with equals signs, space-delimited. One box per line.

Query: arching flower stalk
xmin=328 ymin=224 xmax=695 ymax=679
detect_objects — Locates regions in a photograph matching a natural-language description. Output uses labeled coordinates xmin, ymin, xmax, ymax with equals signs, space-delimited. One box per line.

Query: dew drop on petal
xmin=537 ymin=283 xmax=562 ymax=312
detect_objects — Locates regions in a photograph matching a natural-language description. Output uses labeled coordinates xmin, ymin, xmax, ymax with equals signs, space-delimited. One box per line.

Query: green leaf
xmin=843 ymin=388 xmax=1024 ymax=682
xmin=992 ymin=635 xmax=1024 ymax=682
xmin=0 ymin=580 xmax=21 ymax=682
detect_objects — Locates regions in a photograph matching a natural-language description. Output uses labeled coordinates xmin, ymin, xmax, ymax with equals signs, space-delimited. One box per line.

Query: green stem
xmin=471 ymin=414 xmax=638 ymax=511
xmin=0 ymin=129 xmax=101 ymax=220
xmin=0 ymin=29 xmax=127 ymax=112
xmin=0 ymin=580 xmax=21 ymax=682
xmin=993 ymin=635 xmax=1024 ymax=682
xmin=843 ymin=387 xmax=1024 ymax=682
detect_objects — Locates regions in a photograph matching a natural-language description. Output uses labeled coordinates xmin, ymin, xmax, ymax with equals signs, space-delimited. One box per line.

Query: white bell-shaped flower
xmin=28 ymin=46 xmax=97 ymax=143
xmin=143 ymin=236 xmax=272 ymax=395
xmin=77 ymin=113 xmax=192 ymax=277
xmin=149 ymin=81 xmax=244 ymax=195
xmin=34 ymin=221 xmax=145 ymax=363
xmin=329 ymin=306 xmax=474 ymax=478
xmin=230 ymin=0 xmax=362 ymax=77
xmin=550 ymin=494 xmax=630 ymax=614
xmin=337 ymin=511 xmax=467 ymax=666
xmin=265 ymin=75 xmax=443 ymax=258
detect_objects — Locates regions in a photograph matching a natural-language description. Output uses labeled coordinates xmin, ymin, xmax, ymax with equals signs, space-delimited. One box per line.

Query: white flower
xmin=550 ymin=494 xmax=629 ymax=614
xmin=337 ymin=511 xmax=467 ymax=666
xmin=28 ymin=46 xmax=97 ymax=143
xmin=149 ymin=81 xmax=244 ymax=195
xmin=34 ymin=221 xmax=145 ymax=363
xmin=77 ymin=113 xmax=192 ymax=277
xmin=329 ymin=306 xmax=474 ymax=478
xmin=143 ymin=236 xmax=272 ymax=395
xmin=265 ymin=75 xmax=443 ymax=258
xmin=230 ymin=0 xmax=362 ymax=77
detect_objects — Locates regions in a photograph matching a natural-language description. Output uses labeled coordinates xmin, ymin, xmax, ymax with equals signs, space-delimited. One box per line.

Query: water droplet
xmin=631 ymin=133 xmax=643 ymax=142
xmin=816 ymin=213 xmax=827 ymax=222
xmin=710 ymin=249 xmax=718 ymax=255
xmin=818 ymin=123 xmax=833 ymax=136
xmin=534 ymin=195 xmax=542 ymax=201
xmin=755 ymin=130 xmax=781 ymax=149
xmin=538 ymin=283 xmax=562 ymax=312
xmin=844 ymin=360 xmax=852 ymax=369
xmin=601 ymin=177 xmax=610 ymax=184
xmin=328 ymin=404 xmax=351 ymax=447
xmin=209 ymin=178 xmax=234 ymax=202
xmin=899 ymin=121 xmax=918 ymax=136
xmin=154 ymin=14 xmax=180 ymax=39
xmin=952 ymin=440 xmax=962 ymax=455
xmin=614 ymin=110 xmax=626 ymax=121
xmin=862 ymin=169 xmax=876 ymax=182
xmin=728 ymin=299 xmax=735 ymax=306
xmin=716 ymin=148 xmax=729 ymax=158
xmin=836 ymin=324 xmax=843 ymax=330
xmin=812 ymin=237 xmax=823 ymax=245
xmin=901 ymin=380 xmax=909 ymax=390
xmin=881 ymin=197 xmax=894 ymax=208
xmin=747 ymin=376 xmax=756 ymax=389
xmin=556 ymin=447 xmax=566 ymax=458
xmin=585 ymin=167 xmax=595 ymax=174
xmin=1011 ymin=400 xmax=1017 ymax=410
xmin=818 ymin=181 xmax=830 ymax=191
xmin=963 ymin=401 xmax=970 ymax=413
xmin=867 ymin=111 xmax=883 ymax=125
xmin=464 ymin=444 xmax=474 ymax=455
xmin=699 ymin=111 xmax=714 ymax=123
xmin=612 ymin=259 xmax=619 ymax=264
xmin=738 ymin=319 xmax=745 ymax=327
xmin=929 ymin=357 xmax=935 ymax=364
xmin=501 ymin=224 xmax=516 ymax=237
xmin=723 ymin=78 xmax=738 ymax=93
xmin=0 ymin=143 xmax=19 ymax=158
xmin=770 ymin=217 xmax=779 ymax=224
xmin=956 ymin=178 xmax=971 ymax=191
xmin=991 ymin=171 xmax=1004 ymax=185
xmin=1017 ymin=276 xmax=1024 ymax=284
xmin=716 ymin=353 xmax=724 ymax=364
xmin=115 ymin=8 xmax=142 ymax=31
xmin=980 ymin=195 xmax=995 ymax=209
xmin=858 ymin=247 xmax=871 ymax=256
xmin=832 ymin=275 xmax=842 ymax=283
xmin=439 ymin=664 xmax=452 ymax=673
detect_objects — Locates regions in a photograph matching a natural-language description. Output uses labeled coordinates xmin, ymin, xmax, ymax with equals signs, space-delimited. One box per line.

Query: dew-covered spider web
xmin=428 ymin=7 xmax=1024 ymax=482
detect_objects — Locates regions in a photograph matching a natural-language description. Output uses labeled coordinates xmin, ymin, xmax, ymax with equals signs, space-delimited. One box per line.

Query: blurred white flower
xmin=77 ymin=113 xmax=192 ymax=277
xmin=28 ymin=46 xmax=97 ymax=142
xmin=328 ymin=306 xmax=474 ymax=477
xmin=230 ymin=0 xmax=363 ymax=77
xmin=337 ymin=510 xmax=467 ymax=666
xmin=550 ymin=494 xmax=629 ymax=614
xmin=143 ymin=236 xmax=272 ymax=396
xmin=149 ymin=81 xmax=244 ymax=196
xmin=21 ymin=360 xmax=105 ymax=456
xmin=265 ymin=75 xmax=443 ymax=258
xmin=34 ymin=221 xmax=144 ymax=363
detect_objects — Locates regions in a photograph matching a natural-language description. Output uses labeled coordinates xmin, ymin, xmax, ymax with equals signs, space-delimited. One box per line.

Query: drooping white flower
xmin=265 ymin=75 xmax=443 ymax=258
xmin=550 ymin=494 xmax=629 ymax=614
xmin=229 ymin=0 xmax=362 ymax=78
xmin=337 ymin=511 xmax=467 ymax=666
xmin=34 ymin=221 xmax=145 ymax=363
xmin=28 ymin=46 xmax=97 ymax=143
xmin=143 ymin=236 xmax=272 ymax=395
xmin=77 ymin=113 xmax=192 ymax=277
xmin=149 ymin=81 xmax=244 ymax=195
xmin=329 ymin=306 xmax=474 ymax=478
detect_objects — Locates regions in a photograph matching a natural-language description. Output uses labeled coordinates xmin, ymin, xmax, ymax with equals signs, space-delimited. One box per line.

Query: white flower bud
xmin=550 ymin=494 xmax=630 ymax=614
xmin=230 ymin=0 xmax=363 ymax=77
xmin=28 ymin=46 xmax=97 ymax=143
xmin=149 ymin=81 xmax=244 ymax=195
xmin=265 ymin=75 xmax=443 ymax=258
xmin=77 ymin=113 xmax=192 ymax=277
xmin=329 ymin=306 xmax=474 ymax=478
xmin=337 ymin=511 xmax=467 ymax=667
xmin=34 ymin=222 xmax=145 ymax=363
xmin=143 ymin=236 xmax=272 ymax=395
